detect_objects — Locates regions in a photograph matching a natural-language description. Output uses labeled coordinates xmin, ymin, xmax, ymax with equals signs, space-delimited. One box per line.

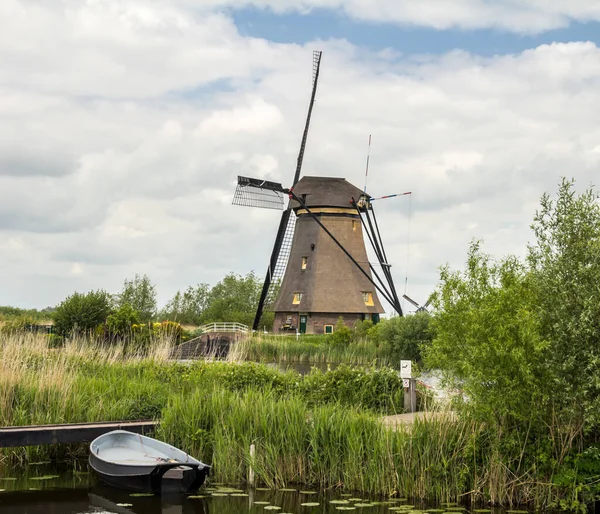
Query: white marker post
xmin=400 ymin=360 xmax=416 ymax=413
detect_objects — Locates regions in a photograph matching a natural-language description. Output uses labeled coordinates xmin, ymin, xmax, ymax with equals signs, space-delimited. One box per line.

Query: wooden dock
xmin=0 ymin=420 xmax=158 ymax=448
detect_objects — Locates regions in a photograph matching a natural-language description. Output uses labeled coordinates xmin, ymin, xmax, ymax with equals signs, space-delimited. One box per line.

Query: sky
xmin=1 ymin=0 xmax=600 ymax=314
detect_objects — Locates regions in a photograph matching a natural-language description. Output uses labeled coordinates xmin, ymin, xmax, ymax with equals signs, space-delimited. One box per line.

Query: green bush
xmin=374 ymin=313 xmax=434 ymax=365
xmin=53 ymin=290 xmax=112 ymax=337
xmin=327 ymin=317 xmax=353 ymax=346
xmin=106 ymin=303 xmax=141 ymax=340
xmin=47 ymin=334 xmax=65 ymax=349
xmin=0 ymin=316 xmax=39 ymax=334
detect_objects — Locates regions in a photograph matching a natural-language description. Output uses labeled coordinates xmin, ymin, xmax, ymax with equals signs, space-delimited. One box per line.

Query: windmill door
xmin=299 ymin=315 xmax=308 ymax=334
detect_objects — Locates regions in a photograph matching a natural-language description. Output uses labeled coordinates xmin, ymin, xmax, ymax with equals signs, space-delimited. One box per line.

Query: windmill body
xmin=272 ymin=176 xmax=385 ymax=334
xmin=232 ymin=51 xmax=404 ymax=331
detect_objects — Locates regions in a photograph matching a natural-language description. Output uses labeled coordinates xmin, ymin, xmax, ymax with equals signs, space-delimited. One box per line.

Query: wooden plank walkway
xmin=0 ymin=420 xmax=158 ymax=448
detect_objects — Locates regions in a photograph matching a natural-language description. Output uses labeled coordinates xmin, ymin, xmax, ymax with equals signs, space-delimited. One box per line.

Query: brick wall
xmin=274 ymin=312 xmax=365 ymax=334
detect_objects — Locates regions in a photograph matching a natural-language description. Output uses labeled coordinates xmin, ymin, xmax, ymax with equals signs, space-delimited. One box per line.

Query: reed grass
xmin=0 ymin=333 xmax=578 ymax=509
xmin=236 ymin=333 xmax=394 ymax=367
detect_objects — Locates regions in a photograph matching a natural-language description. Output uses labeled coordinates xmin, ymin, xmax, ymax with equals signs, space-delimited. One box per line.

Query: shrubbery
xmin=53 ymin=290 xmax=112 ymax=337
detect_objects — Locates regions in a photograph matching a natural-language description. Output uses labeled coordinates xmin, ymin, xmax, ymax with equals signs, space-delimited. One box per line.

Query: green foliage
xmin=327 ymin=317 xmax=353 ymax=346
xmin=426 ymin=241 xmax=546 ymax=422
xmin=200 ymin=271 xmax=268 ymax=327
xmin=0 ymin=316 xmax=40 ymax=334
xmin=160 ymin=284 xmax=210 ymax=325
xmin=528 ymin=178 xmax=600 ymax=429
xmin=372 ymin=312 xmax=434 ymax=365
xmin=424 ymin=178 xmax=600 ymax=510
xmin=0 ymin=306 xmax=52 ymax=321
xmin=47 ymin=334 xmax=64 ymax=349
xmin=354 ymin=319 xmax=374 ymax=340
xmin=241 ymin=333 xmax=393 ymax=366
xmin=106 ymin=303 xmax=141 ymax=339
xmin=300 ymin=364 xmax=404 ymax=412
xmin=52 ymin=290 xmax=112 ymax=337
xmin=117 ymin=274 xmax=157 ymax=323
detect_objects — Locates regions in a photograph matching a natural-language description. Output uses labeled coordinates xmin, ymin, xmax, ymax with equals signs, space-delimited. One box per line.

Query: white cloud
xmin=179 ymin=0 xmax=600 ymax=34
xmin=1 ymin=1 xmax=599 ymax=313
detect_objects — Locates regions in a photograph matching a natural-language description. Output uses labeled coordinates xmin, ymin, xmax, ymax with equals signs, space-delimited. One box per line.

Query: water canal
xmin=0 ymin=464 xmax=512 ymax=514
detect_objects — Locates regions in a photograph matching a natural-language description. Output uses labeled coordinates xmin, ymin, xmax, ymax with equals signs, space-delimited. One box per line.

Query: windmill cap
xmin=290 ymin=176 xmax=368 ymax=209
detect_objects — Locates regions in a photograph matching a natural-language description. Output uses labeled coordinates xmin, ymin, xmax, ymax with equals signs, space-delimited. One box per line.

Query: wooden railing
xmin=199 ymin=322 xmax=249 ymax=334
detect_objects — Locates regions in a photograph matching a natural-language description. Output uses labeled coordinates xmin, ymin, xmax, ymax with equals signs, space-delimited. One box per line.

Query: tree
xmin=106 ymin=303 xmax=141 ymax=339
xmin=424 ymin=242 xmax=545 ymax=422
xmin=527 ymin=178 xmax=600 ymax=428
xmin=118 ymin=274 xmax=157 ymax=323
xmin=161 ymin=284 xmax=210 ymax=325
xmin=53 ymin=290 xmax=113 ymax=337
xmin=200 ymin=271 xmax=268 ymax=327
xmin=376 ymin=312 xmax=434 ymax=365
xmin=426 ymin=178 xmax=600 ymax=430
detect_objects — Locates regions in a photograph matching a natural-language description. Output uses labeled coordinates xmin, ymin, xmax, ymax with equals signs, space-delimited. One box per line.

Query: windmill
xmin=402 ymin=294 xmax=432 ymax=313
xmin=233 ymin=51 xmax=405 ymax=334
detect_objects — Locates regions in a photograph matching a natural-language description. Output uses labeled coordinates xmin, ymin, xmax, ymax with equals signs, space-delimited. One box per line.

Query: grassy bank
xmin=0 ymin=334 xmax=585 ymax=510
xmin=236 ymin=333 xmax=394 ymax=367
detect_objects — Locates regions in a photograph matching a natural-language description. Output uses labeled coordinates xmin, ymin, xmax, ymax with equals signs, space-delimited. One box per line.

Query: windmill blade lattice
xmin=266 ymin=214 xmax=296 ymax=304
xmin=232 ymin=177 xmax=285 ymax=210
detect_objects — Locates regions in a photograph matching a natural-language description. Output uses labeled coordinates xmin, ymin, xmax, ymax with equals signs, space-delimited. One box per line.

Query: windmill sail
xmin=251 ymin=51 xmax=322 ymax=330
xmin=265 ymin=214 xmax=296 ymax=305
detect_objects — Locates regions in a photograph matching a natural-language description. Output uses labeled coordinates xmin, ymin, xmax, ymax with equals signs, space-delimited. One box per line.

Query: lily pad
xmin=279 ymin=488 xmax=297 ymax=492
xmin=300 ymin=491 xmax=318 ymax=494
xmin=130 ymin=493 xmax=154 ymax=497
xmin=188 ymin=495 xmax=206 ymax=499
xmin=30 ymin=475 xmax=59 ymax=480
xmin=331 ymin=500 xmax=351 ymax=504
xmin=354 ymin=504 xmax=376 ymax=508
xmin=117 ymin=503 xmax=133 ymax=507
xmin=301 ymin=503 xmax=320 ymax=507
xmin=337 ymin=508 xmax=356 ymax=511
xmin=256 ymin=487 xmax=272 ymax=491
xmin=232 ymin=493 xmax=249 ymax=497
xmin=264 ymin=507 xmax=282 ymax=511
xmin=211 ymin=492 xmax=229 ymax=496
xmin=255 ymin=501 xmax=271 ymax=505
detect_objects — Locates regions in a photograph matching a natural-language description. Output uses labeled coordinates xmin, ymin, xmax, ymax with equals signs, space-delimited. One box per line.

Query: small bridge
xmin=199 ymin=322 xmax=249 ymax=334
xmin=171 ymin=322 xmax=250 ymax=360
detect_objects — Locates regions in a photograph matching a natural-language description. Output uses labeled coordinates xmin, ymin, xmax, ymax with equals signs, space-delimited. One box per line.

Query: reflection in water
xmin=0 ymin=464 xmax=509 ymax=514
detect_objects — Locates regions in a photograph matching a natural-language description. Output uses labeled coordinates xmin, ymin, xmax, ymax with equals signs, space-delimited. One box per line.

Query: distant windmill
xmin=233 ymin=51 xmax=408 ymax=334
xmin=402 ymin=294 xmax=432 ymax=313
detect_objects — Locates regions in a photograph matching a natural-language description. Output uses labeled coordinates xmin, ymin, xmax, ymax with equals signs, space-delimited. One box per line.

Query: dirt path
xmin=381 ymin=411 xmax=456 ymax=429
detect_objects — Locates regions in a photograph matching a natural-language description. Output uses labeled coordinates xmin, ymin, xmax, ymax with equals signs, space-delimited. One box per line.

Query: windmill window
xmin=324 ymin=325 xmax=334 ymax=334
xmin=293 ymin=292 xmax=303 ymax=304
xmin=301 ymin=257 xmax=308 ymax=270
xmin=362 ymin=292 xmax=374 ymax=306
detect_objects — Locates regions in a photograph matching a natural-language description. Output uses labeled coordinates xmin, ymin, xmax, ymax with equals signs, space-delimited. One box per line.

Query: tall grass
xmin=236 ymin=334 xmax=394 ymax=366
xmin=0 ymin=333 xmax=578 ymax=508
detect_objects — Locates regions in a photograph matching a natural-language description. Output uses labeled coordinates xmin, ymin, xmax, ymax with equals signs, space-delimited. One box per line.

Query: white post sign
xmin=400 ymin=360 xmax=412 ymax=379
